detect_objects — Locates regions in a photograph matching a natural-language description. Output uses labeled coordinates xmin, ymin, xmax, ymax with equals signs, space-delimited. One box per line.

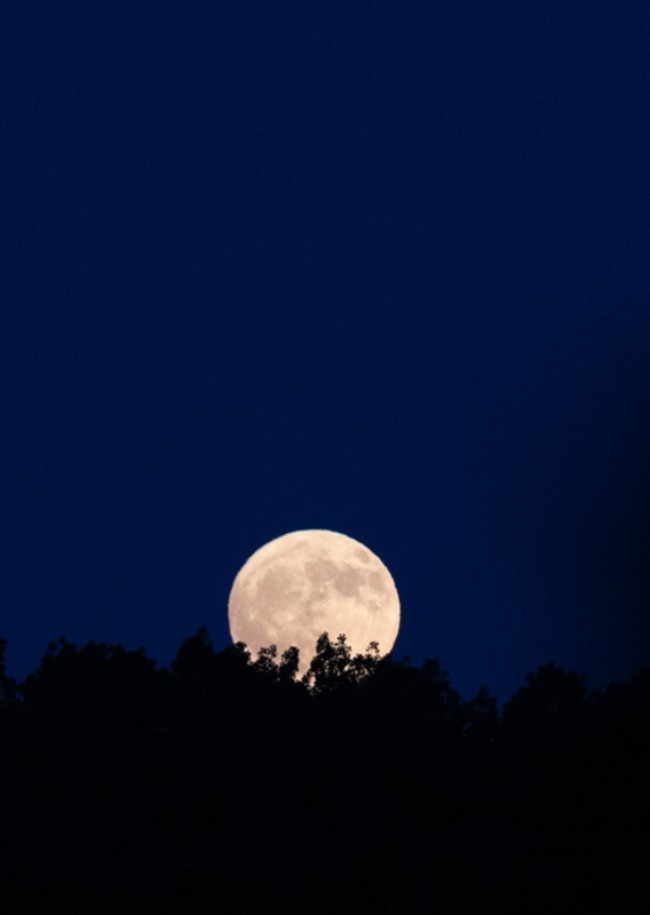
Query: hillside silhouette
xmin=0 ymin=632 xmax=647 ymax=909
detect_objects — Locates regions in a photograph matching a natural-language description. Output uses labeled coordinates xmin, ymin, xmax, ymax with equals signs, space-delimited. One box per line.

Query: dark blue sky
xmin=2 ymin=2 xmax=649 ymax=698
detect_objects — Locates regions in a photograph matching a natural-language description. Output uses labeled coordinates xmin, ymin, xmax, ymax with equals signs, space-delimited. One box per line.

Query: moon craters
xmin=228 ymin=529 xmax=400 ymax=670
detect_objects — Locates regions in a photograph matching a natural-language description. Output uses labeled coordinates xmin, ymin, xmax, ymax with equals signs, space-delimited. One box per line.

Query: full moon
xmin=228 ymin=529 xmax=400 ymax=671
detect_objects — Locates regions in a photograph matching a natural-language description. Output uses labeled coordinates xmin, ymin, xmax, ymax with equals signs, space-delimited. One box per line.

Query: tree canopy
xmin=0 ymin=629 xmax=647 ymax=908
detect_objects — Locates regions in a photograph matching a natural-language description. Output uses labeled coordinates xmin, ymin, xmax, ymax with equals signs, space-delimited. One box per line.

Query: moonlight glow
xmin=228 ymin=529 xmax=400 ymax=670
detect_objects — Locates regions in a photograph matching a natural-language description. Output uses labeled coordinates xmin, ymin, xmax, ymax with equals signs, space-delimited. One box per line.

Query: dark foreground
xmin=1 ymin=633 xmax=647 ymax=910
xmin=0 ymin=827 xmax=645 ymax=911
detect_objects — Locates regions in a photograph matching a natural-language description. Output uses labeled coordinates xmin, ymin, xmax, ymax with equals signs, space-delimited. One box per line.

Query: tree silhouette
xmin=171 ymin=624 xmax=216 ymax=680
xmin=0 ymin=628 xmax=647 ymax=906
xmin=277 ymin=645 xmax=300 ymax=684
xmin=0 ymin=638 xmax=17 ymax=705
xmin=503 ymin=660 xmax=591 ymax=733
xmin=301 ymin=632 xmax=383 ymax=694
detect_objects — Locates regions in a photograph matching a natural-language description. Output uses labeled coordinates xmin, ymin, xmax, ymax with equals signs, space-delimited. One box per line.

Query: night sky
xmin=2 ymin=2 xmax=649 ymax=700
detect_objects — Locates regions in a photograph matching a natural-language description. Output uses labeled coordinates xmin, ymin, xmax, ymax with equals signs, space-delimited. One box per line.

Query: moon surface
xmin=228 ymin=530 xmax=400 ymax=670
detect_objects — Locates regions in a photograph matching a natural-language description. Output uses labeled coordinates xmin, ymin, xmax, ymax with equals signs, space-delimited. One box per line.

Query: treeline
xmin=0 ymin=631 xmax=648 ymax=906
